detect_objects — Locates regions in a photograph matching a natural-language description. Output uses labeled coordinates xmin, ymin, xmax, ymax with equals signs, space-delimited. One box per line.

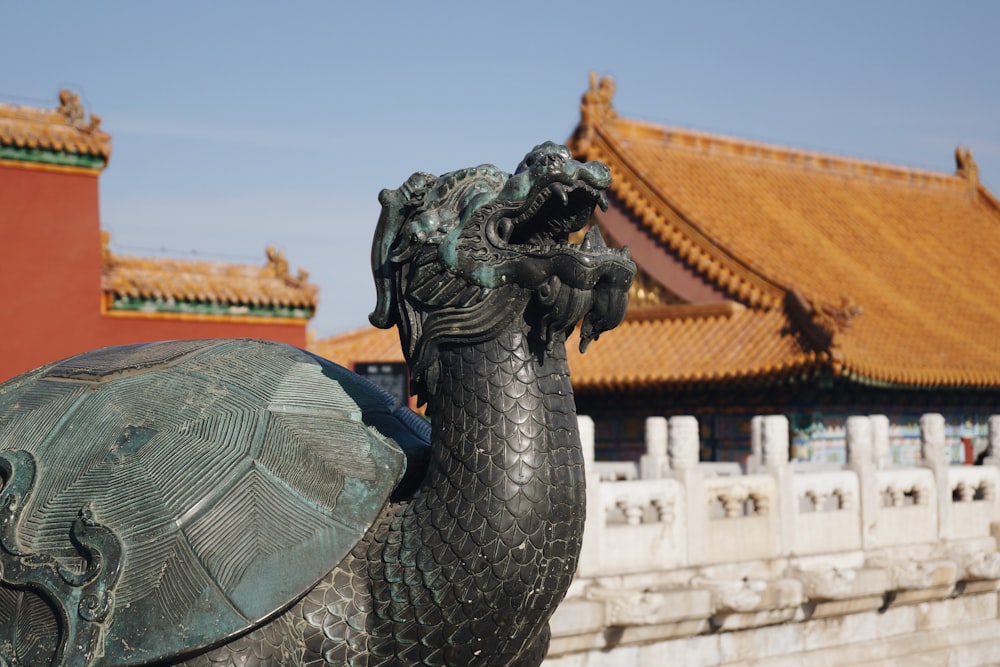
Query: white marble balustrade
xmin=550 ymin=412 xmax=1000 ymax=666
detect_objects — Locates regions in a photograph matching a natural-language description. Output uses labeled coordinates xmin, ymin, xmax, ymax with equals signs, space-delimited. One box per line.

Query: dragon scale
xmin=259 ymin=326 xmax=585 ymax=666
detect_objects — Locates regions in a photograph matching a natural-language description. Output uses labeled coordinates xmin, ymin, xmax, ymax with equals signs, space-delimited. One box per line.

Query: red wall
xmin=92 ymin=315 xmax=307 ymax=358
xmin=0 ymin=163 xmax=307 ymax=381
xmin=1 ymin=165 xmax=104 ymax=378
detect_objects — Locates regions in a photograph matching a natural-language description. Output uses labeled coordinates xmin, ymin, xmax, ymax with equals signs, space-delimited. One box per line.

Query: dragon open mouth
xmin=493 ymin=180 xmax=611 ymax=248
xmin=476 ymin=150 xmax=635 ymax=351
xmin=483 ymin=174 xmax=633 ymax=295
xmin=371 ymin=141 xmax=637 ymax=398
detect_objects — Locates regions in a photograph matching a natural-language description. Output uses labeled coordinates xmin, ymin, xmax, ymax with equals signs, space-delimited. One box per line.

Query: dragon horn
xmin=369 ymin=172 xmax=434 ymax=329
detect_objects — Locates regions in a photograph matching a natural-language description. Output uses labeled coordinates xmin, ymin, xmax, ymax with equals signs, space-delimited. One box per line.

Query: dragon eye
xmin=542 ymin=152 xmax=566 ymax=170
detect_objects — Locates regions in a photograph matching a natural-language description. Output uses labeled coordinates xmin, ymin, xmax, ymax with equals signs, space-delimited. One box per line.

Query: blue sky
xmin=4 ymin=2 xmax=998 ymax=337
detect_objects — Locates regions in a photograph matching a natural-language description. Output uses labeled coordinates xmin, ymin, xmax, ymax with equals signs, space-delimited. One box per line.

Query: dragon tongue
xmin=580 ymin=225 xmax=608 ymax=252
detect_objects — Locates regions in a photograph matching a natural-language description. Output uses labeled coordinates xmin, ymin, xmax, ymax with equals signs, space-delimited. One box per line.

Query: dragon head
xmin=371 ymin=141 xmax=635 ymax=404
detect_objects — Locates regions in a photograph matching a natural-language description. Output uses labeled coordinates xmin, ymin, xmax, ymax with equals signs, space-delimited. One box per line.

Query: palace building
xmin=1 ymin=91 xmax=317 ymax=381
xmin=314 ymin=75 xmax=1000 ymax=465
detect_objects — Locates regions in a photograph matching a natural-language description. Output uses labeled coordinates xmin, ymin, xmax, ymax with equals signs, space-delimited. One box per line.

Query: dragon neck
xmin=407 ymin=323 xmax=585 ymax=657
xmin=426 ymin=324 xmax=584 ymax=496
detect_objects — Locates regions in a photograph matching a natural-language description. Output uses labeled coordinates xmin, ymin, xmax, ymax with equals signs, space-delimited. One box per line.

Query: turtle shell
xmin=0 ymin=339 xmax=428 ymax=665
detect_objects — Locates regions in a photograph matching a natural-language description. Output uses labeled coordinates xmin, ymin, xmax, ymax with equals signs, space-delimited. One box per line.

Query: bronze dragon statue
xmin=0 ymin=142 xmax=634 ymax=666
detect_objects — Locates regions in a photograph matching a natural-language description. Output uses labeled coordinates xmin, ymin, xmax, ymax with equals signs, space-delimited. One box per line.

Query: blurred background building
xmin=0 ymin=91 xmax=317 ymax=380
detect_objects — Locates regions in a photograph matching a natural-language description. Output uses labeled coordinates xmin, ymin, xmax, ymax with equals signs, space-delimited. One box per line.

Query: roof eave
xmin=569 ymin=85 xmax=787 ymax=311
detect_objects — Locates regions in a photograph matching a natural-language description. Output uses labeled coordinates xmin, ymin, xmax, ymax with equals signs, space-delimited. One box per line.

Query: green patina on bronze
xmin=0 ymin=339 xmax=420 ymax=665
xmin=0 ymin=145 xmax=107 ymax=169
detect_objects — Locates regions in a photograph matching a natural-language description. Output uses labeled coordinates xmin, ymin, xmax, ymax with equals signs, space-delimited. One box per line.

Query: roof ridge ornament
xmin=265 ymin=245 xmax=309 ymax=286
xmin=57 ymin=89 xmax=102 ymax=133
xmin=582 ymin=72 xmax=617 ymax=123
xmin=956 ymin=146 xmax=980 ymax=189
xmin=576 ymin=73 xmax=617 ymax=151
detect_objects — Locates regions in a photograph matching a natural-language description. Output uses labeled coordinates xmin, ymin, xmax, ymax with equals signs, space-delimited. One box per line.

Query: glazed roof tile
xmin=309 ymin=302 xmax=819 ymax=393
xmin=311 ymin=325 xmax=405 ymax=367
xmin=0 ymin=90 xmax=111 ymax=163
xmin=565 ymin=74 xmax=1000 ymax=390
xmin=102 ymin=238 xmax=318 ymax=311
xmin=565 ymin=302 xmax=820 ymax=391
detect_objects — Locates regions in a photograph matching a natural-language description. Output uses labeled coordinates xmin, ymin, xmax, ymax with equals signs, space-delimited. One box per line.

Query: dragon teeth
xmin=551 ymin=183 xmax=569 ymax=206
xmin=581 ymin=225 xmax=608 ymax=252
xmin=597 ymin=191 xmax=609 ymax=212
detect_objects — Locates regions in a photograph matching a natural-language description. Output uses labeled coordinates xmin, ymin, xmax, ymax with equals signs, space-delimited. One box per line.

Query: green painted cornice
xmin=0 ymin=145 xmax=107 ymax=169
xmin=110 ymin=296 xmax=314 ymax=320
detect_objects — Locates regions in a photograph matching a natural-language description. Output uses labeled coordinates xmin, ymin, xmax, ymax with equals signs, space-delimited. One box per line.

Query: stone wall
xmin=545 ymin=414 xmax=1000 ymax=666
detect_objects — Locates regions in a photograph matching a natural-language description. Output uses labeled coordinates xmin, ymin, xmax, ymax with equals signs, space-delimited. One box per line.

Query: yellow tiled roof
xmin=102 ymin=236 xmax=318 ymax=314
xmin=309 ymin=304 xmax=820 ymax=393
xmin=565 ymin=302 xmax=822 ymax=391
xmin=311 ymin=325 xmax=404 ymax=367
xmin=567 ymin=74 xmax=1000 ymax=390
xmin=0 ymin=90 xmax=111 ymax=164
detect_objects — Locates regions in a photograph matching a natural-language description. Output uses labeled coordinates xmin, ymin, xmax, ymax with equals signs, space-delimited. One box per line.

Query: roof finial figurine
xmin=0 ymin=142 xmax=635 ymax=666
xmin=577 ymin=73 xmax=617 ymax=149
xmin=55 ymin=89 xmax=104 ymax=134
xmin=265 ymin=244 xmax=290 ymax=278
xmin=57 ymin=89 xmax=85 ymax=126
xmin=955 ymin=146 xmax=980 ymax=189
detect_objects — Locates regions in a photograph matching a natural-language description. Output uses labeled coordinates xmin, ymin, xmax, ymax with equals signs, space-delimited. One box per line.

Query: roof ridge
xmin=102 ymin=233 xmax=318 ymax=310
xmin=105 ymin=239 xmax=310 ymax=281
xmin=111 ymin=252 xmax=261 ymax=268
xmin=0 ymin=90 xmax=106 ymax=135
xmin=578 ymin=73 xmax=962 ymax=192
xmin=0 ymin=102 xmax=64 ymax=123
xmin=573 ymin=74 xmax=793 ymax=308
xmin=614 ymin=117 xmax=962 ymax=190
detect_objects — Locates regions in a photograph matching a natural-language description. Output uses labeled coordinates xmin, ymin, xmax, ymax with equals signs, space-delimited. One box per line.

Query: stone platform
xmin=544 ymin=414 xmax=1000 ymax=666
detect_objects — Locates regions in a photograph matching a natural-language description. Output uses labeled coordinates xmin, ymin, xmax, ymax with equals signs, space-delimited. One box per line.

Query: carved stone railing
xmin=551 ymin=412 xmax=1000 ymax=666
xmin=702 ymin=474 xmax=776 ymax=563
xmin=949 ymin=465 xmax=1000 ymax=541
xmin=873 ymin=467 xmax=936 ymax=545
xmin=792 ymin=469 xmax=860 ymax=554
xmin=593 ymin=478 xmax=686 ymax=574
